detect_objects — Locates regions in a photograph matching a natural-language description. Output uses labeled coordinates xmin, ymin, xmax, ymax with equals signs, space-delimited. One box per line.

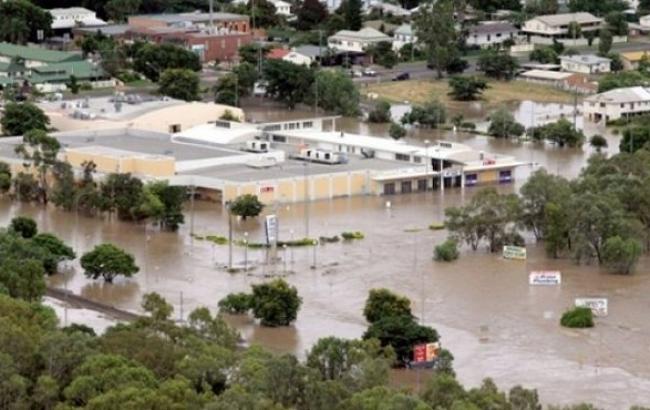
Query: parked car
xmin=350 ymin=69 xmax=363 ymax=78
xmin=392 ymin=72 xmax=410 ymax=81
xmin=363 ymin=68 xmax=378 ymax=77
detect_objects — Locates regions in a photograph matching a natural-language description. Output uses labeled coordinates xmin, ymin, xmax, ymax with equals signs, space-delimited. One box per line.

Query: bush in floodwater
xmin=434 ymin=239 xmax=459 ymax=262
xmin=206 ymin=235 xmax=228 ymax=245
xmin=218 ymin=292 xmax=252 ymax=314
xmin=560 ymin=307 xmax=594 ymax=328
xmin=429 ymin=222 xmax=445 ymax=230
xmin=341 ymin=231 xmax=364 ymax=240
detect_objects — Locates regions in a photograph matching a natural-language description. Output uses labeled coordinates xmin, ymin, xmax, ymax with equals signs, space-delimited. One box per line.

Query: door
xmin=383 ymin=183 xmax=395 ymax=195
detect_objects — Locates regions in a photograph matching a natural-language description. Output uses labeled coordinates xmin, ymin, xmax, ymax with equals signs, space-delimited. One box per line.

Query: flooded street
xmin=3 ymin=99 xmax=648 ymax=408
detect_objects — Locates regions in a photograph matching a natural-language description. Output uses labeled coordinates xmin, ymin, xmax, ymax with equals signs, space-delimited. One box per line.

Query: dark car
xmin=392 ymin=72 xmax=410 ymax=81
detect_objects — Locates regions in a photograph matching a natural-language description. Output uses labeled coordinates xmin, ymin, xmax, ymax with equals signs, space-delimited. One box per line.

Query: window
xmin=499 ymin=170 xmax=512 ymax=183
xmin=384 ymin=183 xmax=395 ymax=195
xmin=413 ymin=156 xmax=422 ymax=163
xmin=395 ymin=153 xmax=410 ymax=161
xmin=302 ymin=121 xmax=313 ymax=128
xmin=272 ymin=135 xmax=286 ymax=142
xmin=417 ymin=179 xmax=427 ymax=191
xmin=465 ymin=173 xmax=478 ymax=186
xmin=401 ymin=181 xmax=412 ymax=194
xmin=169 ymin=124 xmax=181 ymax=133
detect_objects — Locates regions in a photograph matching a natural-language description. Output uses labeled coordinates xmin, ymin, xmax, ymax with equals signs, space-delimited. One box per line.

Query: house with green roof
xmin=0 ymin=42 xmax=113 ymax=92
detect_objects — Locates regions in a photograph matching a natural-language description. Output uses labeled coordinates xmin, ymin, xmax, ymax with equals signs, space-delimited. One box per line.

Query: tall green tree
xmin=309 ymin=69 xmax=360 ymax=116
xmin=0 ymin=0 xmax=52 ymax=44
xmin=344 ymin=0 xmax=362 ymax=30
xmin=262 ymin=59 xmax=315 ymax=109
xmin=1 ymin=102 xmax=50 ymax=136
xmin=158 ymin=68 xmax=201 ymax=101
xmin=477 ymin=50 xmax=519 ymax=80
xmin=133 ymin=43 xmax=201 ymax=81
xmin=250 ymin=279 xmax=302 ymax=326
xmin=80 ymin=243 xmax=139 ymax=282
xmin=414 ymin=0 xmax=458 ymax=78
xmin=448 ymin=76 xmax=488 ymax=101
xmin=296 ymin=0 xmax=329 ymax=31
xmin=15 ymin=129 xmax=61 ymax=205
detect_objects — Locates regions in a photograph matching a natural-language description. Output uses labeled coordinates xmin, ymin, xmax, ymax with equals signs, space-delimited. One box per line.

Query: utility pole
xmin=209 ymin=0 xmax=214 ymax=33
xmin=315 ymin=29 xmax=322 ymax=113
xmin=304 ymin=162 xmax=310 ymax=238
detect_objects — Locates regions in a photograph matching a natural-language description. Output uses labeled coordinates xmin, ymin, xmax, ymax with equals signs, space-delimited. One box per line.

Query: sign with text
xmin=575 ymin=298 xmax=608 ymax=317
xmin=265 ymin=215 xmax=278 ymax=245
xmin=413 ymin=342 xmax=440 ymax=363
xmin=529 ymin=271 xmax=562 ymax=286
xmin=259 ymin=185 xmax=276 ymax=194
xmin=503 ymin=245 xmax=527 ymax=260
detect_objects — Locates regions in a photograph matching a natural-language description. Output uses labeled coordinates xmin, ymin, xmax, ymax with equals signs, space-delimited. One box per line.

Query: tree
xmin=605 ymin=11 xmax=627 ymax=36
xmin=524 ymin=0 xmax=559 ymax=14
xmin=0 ymin=162 xmax=11 ymax=194
xmin=248 ymin=0 xmax=279 ymax=28
xmin=104 ymin=0 xmax=142 ymax=22
xmin=487 ymin=108 xmax=525 ymax=138
xmin=368 ymin=101 xmax=391 ymax=123
xmin=214 ymin=74 xmax=240 ymax=106
xmin=80 ymin=243 xmax=139 ymax=282
xmin=415 ymin=0 xmax=458 ymax=78
xmin=0 ymin=258 xmax=46 ymax=301
xmin=51 ymin=162 xmax=76 ymax=211
xmin=250 ymin=278 xmax=302 ymax=326
xmin=601 ymin=236 xmax=642 ymax=274
xmin=529 ymin=47 xmax=559 ymax=64
xmin=388 ymin=123 xmax=406 ymax=140
xmin=142 ymin=292 xmax=173 ymax=321
xmin=1 ymin=102 xmax=50 ymax=136
xmin=477 ymin=50 xmax=519 ymax=80
xmin=598 ymin=29 xmax=613 ymax=56
xmin=421 ymin=373 xmax=466 ymax=410
xmin=530 ymin=118 xmax=585 ymax=147
xmin=158 ymin=68 xmax=200 ymax=101
xmin=238 ymin=43 xmax=271 ymax=66
xmin=145 ymin=181 xmax=185 ymax=231
xmin=620 ymin=125 xmax=650 ymax=153
xmin=100 ymin=173 xmax=145 ymax=220
xmin=341 ymin=386 xmax=430 ymax=410
xmin=10 ymin=216 xmax=37 ymax=238
xmin=229 ymin=194 xmax=264 ymax=220
xmin=448 ymin=76 xmax=488 ymax=101
xmin=519 ymin=169 xmax=571 ymax=241
xmin=598 ymin=71 xmax=646 ymax=93
xmin=509 ymin=385 xmax=542 ymax=410
xmin=363 ymin=288 xmax=412 ymax=324
xmin=343 ymin=0 xmax=362 ymax=30
xmin=218 ymin=292 xmax=252 ymax=314
xmin=366 ymin=42 xmax=399 ymax=69
xmin=568 ymin=0 xmax=627 ymax=15
xmin=560 ymin=306 xmax=594 ymax=328
xmin=434 ymin=239 xmax=459 ymax=262
xmin=401 ymin=99 xmax=446 ymax=128
xmin=263 ymin=60 xmax=315 ymax=109
xmin=309 ymin=70 xmax=359 ymax=116
xmin=15 ymin=129 xmax=61 ymax=205
xmin=133 ymin=43 xmax=201 ymax=81
xmin=0 ymin=0 xmax=52 ymax=44
xmin=567 ymin=21 xmax=582 ymax=39
xmin=296 ymin=0 xmax=329 ymax=31
xmin=67 ymin=74 xmax=80 ymax=94
xmin=590 ymin=135 xmax=608 ymax=152
xmin=233 ymin=62 xmax=258 ymax=97
xmin=32 ymin=232 xmax=75 ymax=265
xmin=363 ymin=315 xmax=439 ymax=365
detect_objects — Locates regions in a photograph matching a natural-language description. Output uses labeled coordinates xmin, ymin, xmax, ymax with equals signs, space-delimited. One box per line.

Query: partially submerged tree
xmin=80 ymin=243 xmax=139 ymax=283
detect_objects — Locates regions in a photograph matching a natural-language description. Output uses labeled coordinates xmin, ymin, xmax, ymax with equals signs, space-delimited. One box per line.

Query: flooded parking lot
xmin=3 ymin=99 xmax=648 ymax=408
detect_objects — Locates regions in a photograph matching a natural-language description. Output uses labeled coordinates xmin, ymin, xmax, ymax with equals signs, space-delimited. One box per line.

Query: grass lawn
xmin=364 ymin=78 xmax=578 ymax=108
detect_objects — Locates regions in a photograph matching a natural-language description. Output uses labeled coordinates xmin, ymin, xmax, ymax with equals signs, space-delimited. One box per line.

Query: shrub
xmin=250 ymin=279 xmax=302 ymax=326
xmin=10 ymin=216 xmax=38 ymax=238
xmin=429 ymin=222 xmax=445 ymax=230
xmin=434 ymin=239 xmax=459 ymax=262
xmin=560 ymin=307 xmax=594 ymax=328
xmin=341 ymin=231 xmax=364 ymax=240
xmin=218 ymin=292 xmax=252 ymax=314
xmin=205 ymin=235 xmax=228 ymax=245
xmin=368 ymin=101 xmax=391 ymax=123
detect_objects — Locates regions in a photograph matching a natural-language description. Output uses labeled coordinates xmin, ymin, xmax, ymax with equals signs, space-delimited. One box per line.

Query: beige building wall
xmin=132 ymin=158 xmax=175 ymax=177
xmin=65 ymin=150 xmax=175 ymax=177
xmin=478 ymin=170 xmax=498 ymax=184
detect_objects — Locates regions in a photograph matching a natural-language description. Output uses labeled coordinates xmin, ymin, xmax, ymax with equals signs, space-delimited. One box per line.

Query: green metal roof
xmin=31 ymin=61 xmax=105 ymax=83
xmin=0 ymin=42 xmax=82 ymax=63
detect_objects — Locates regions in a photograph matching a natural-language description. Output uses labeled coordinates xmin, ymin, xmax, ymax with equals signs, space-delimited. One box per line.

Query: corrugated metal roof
xmin=533 ymin=12 xmax=602 ymax=27
xmin=0 ymin=42 xmax=81 ymax=63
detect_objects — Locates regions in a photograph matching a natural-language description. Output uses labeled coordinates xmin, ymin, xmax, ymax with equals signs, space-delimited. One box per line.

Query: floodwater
xmin=2 ymin=99 xmax=648 ymax=408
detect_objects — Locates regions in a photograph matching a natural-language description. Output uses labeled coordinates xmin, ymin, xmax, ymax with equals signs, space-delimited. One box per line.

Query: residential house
xmin=282 ymin=45 xmax=326 ymax=66
xmin=621 ymin=50 xmax=650 ymax=70
xmin=328 ymin=27 xmax=391 ymax=53
xmin=522 ymin=12 xmax=603 ymax=45
xmin=267 ymin=48 xmax=290 ymax=60
xmin=466 ymin=21 xmax=519 ymax=48
xmin=583 ymin=86 xmax=650 ymax=122
xmin=366 ymin=1 xmax=411 ymax=17
xmin=560 ymin=54 xmax=611 ymax=74
xmin=519 ymin=69 xmax=596 ymax=94
xmin=640 ymin=14 xmax=650 ymax=27
xmin=49 ymin=7 xmax=106 ymax=33
xmin=0 ymin=42 xmax=112 ymax=92
xmin=392 ymin=24 xmax=416 ymax=51
xmin=269 ymin=0 xmax=292 ymax=16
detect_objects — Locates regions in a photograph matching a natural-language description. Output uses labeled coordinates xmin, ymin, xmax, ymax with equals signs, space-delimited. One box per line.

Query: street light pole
xmin=226 ymin=201 xmax=233 ymax=270
xmin=311 ymin=239 xmax=319 ymax=269
xmin=244 ymin=231 xmax=249 ymax=272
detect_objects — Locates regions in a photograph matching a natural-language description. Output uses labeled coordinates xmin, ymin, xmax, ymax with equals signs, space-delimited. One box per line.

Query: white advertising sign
xmin=529 ymin=271 xmax=562 ymax=286
xmin=575 ymin=298 xmax=608 ymax=317
xmin=503 ymin=245 xmax=527 ymax=260
xmin=265 ymin=215 xmax=278 ymax=245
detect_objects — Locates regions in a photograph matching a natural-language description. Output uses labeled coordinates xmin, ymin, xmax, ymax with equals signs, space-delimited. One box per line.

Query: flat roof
xmin=131 ymin=12 xmax=248 ymax=23
xmin=181 ymin=156 xmax=408 ymax=183
xmin=560 ymin=54 xmax=610 ymax=65
xmin=38 ymin=96 xmax=184 ymax=121
xmin=520 ymin=70 xmax=573 ymax=81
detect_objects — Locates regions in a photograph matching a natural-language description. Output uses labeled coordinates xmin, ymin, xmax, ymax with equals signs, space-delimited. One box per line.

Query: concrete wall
xmin=65 ymin=149 xmax=176 ymax=177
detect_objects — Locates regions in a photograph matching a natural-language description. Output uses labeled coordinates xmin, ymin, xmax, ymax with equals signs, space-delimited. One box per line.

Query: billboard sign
xmin=413 ymin=342 xmax=440 ymax=363
xmin=265 ymin=215 xmax=278 ymax=245
xmin=413 ymin=344 xmax=427 ymax=363
xmin=503 ymin=245 xmax=527 ymax=260
xmin=529 ymin=271 xmax=562 ymax=286
xmin=575 ymin=298 xmax=608 ymax=317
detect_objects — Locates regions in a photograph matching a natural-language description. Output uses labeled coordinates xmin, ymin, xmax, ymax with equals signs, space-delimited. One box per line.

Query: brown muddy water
xmin=3 ymin=100 xmax=648 ymax=408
